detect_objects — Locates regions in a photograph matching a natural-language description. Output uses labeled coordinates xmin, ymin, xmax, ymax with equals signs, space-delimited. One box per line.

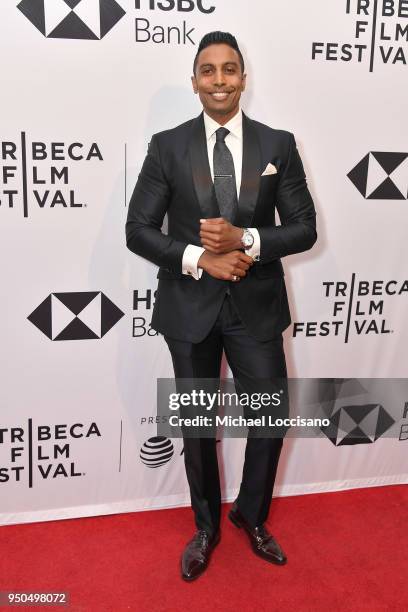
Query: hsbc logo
xmin=348 ymin=152 xmax=408 ymax=200
xmin=17 ymin=0 xmax=217 ymax=46
xmin=28 ymin=291 xmax=124 ymax=340
xmin=17 ymin=0 xmax=126 ymax=40
xmin=321 ymin=403 xmax=395 ymax=446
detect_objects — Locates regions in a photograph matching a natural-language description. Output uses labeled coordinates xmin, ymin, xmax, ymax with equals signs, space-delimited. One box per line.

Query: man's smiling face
xmin=192 ymin=43 xmax=246 ymax=125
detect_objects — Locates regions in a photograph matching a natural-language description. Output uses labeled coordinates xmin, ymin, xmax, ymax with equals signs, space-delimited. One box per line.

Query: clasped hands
xmin=198 ymin=217 xmax=254 ymax=282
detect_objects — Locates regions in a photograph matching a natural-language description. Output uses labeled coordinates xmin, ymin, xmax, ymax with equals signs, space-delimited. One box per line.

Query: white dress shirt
xmin=182 ymin=108 xmax=261 ymax=279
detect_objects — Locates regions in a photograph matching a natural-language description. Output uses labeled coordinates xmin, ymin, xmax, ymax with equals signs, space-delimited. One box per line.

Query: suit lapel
xmin=189 ymin=113 xmax=220 ymax=219
xmin=235 ymin=112 xmax=262 ymax=227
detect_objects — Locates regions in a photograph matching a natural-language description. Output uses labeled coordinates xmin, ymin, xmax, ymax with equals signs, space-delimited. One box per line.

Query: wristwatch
xmin=241 ymin=228 xmax=254 ymax=250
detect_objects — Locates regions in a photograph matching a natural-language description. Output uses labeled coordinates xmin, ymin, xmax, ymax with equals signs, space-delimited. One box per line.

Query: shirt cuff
xmin=245 ymin=228 xmax=261 ymax=261
xmin=182 ymin=244 xmax=205 ymax=280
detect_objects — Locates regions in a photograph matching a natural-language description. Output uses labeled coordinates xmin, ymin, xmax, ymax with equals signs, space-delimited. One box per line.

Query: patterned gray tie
xmin=213 ymin=127 xmax=238 ymax=222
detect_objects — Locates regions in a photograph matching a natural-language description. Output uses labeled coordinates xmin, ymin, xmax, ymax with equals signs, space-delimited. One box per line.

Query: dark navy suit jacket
xmin=126 ymin=112 xmax=317 ymax=342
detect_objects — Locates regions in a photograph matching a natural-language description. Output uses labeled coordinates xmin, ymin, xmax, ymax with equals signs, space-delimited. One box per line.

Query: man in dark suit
xmin=126 ymin=31 xmax=317 ymax=581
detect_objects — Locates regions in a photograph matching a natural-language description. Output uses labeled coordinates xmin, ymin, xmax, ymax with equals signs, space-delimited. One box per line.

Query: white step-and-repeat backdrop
xmin=1 ymin=0 xmax=407 ymax=525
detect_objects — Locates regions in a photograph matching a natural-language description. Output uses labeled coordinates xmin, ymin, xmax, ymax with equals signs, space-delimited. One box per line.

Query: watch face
xmin=243 ymin=232 xmax=254 ymax=247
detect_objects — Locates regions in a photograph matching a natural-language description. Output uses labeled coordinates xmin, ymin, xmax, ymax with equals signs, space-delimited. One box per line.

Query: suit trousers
xmin=164 ymin=292 xmax=287 ymax=536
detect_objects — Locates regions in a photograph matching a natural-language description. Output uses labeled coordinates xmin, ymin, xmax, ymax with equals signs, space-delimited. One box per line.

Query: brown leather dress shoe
xmin=181 ymin=529 xmax=221 ymax=581
xmin=229 ymin=504 xmax=287 ymax=565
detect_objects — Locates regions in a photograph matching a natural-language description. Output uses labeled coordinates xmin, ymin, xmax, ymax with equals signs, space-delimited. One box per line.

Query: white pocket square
xmin=261 ymin=163 xmax=277 ymax=176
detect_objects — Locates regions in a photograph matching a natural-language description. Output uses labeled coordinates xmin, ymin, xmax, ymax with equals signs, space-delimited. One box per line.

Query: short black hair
xmin=193 ymin=31 xmax=245 ymax=75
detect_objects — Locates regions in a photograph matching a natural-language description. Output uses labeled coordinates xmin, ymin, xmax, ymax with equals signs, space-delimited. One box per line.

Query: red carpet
xmin=0 ymin=485 xmax=407 ymax=612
